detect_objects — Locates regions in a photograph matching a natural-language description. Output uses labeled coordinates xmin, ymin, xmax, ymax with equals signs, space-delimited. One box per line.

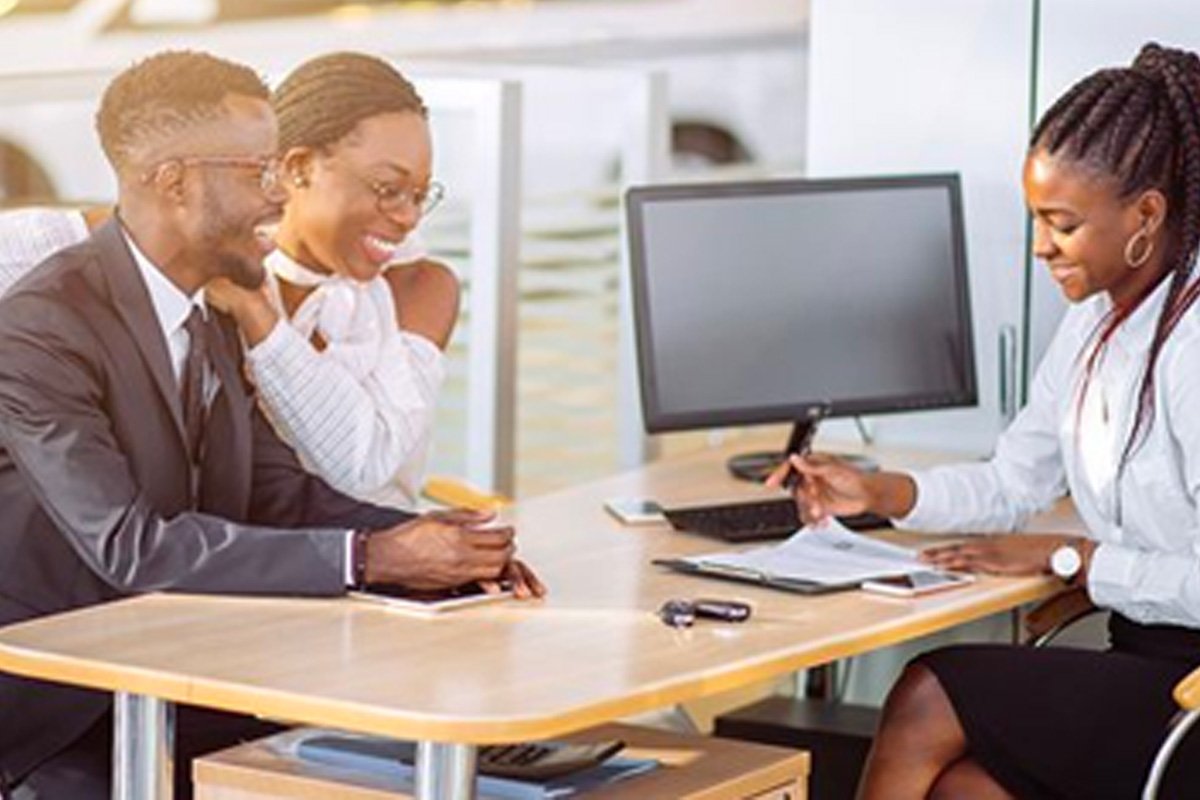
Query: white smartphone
xmin=604 ymin=498 xmax=665 ymax=525
xmin=861 ymin=570 xmax=977 ymax=597
xmin=349 ymin=581 xmax=512 ymax=616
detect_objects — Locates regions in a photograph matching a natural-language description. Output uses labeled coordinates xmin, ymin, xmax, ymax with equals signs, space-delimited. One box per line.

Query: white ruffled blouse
xmin=246 ymin=247 xmax=445 ymax=507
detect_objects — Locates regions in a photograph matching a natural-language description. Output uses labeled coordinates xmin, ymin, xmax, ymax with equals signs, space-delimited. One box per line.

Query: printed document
xmin=683 ymin=518 xmax=923 ymax=586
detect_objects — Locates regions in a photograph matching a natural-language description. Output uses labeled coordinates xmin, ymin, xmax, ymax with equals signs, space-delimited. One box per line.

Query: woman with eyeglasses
xmin=0 ymin=54 xmax=455 ymax=507
xmin=208 ymin=52 xmax=457 ymax=506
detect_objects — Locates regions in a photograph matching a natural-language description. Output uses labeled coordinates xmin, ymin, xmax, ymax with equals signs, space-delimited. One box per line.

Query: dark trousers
xmin=10 ymin=706 xmax=283 ymax=800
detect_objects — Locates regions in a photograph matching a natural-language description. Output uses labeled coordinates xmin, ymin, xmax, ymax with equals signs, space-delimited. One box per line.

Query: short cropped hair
xmin=273 ymin=52 xmax=427 ymax=153
xmin=95 ymin=50 xmax=269 ymax=172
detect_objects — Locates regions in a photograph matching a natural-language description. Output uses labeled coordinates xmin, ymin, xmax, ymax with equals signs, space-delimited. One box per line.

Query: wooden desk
xmin=0 ymin=440 xmax=1073 ymax=800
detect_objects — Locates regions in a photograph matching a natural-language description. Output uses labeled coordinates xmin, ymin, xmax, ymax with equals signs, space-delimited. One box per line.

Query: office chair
xmin=1023 ymin=587 xmax=1199 ymax=799
xmin=1142 ymin=664 xmax=1200 ymax=799
xmin=1022 ymin=585 xmax=1102 ymax=648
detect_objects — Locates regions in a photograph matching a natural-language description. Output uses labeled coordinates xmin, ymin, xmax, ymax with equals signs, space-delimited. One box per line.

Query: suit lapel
xmin=94 ymin=220 xmax=189 ymax=449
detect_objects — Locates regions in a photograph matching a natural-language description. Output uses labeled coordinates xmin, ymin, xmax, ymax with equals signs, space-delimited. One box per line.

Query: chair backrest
xmin=0 ymin=207 xmax=90 ymax=297
xmin=1023 ymin=586 xmax=1107 ymax=648
xmin=1143 ymin=668 xmax=1200 ymax=799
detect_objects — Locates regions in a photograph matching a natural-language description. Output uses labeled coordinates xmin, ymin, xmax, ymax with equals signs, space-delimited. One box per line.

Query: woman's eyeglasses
xmin=352 ymin=172 xmax=445 ymax=219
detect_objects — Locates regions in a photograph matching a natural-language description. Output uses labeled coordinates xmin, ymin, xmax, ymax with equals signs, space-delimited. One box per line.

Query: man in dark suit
xmin=0 ymin=51 xmax=541 ymax=800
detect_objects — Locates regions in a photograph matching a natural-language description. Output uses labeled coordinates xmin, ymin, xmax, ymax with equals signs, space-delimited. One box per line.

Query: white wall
xmin=807 ymin=0 xmax=1036 ymax=705
xmin=807 ymin=0 xmax=1035 ymax=454
xmin=1026 ymin=1 xmax=1200 ymax=374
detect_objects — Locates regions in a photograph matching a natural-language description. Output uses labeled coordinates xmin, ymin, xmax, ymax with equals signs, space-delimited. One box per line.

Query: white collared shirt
xmin=122 ymin=229 xmax=208 ymax=384
xmin=901 ymin=277 xmax=1200 ymax=628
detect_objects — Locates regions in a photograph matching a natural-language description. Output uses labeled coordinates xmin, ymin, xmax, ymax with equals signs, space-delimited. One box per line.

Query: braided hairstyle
xmin=1032 ymin=42 xmax=1200 ymax=464
xmin=273 ymin=52 xmax=427 ymax=153
xmin=96 ymin=50 xmax=268 ymax=173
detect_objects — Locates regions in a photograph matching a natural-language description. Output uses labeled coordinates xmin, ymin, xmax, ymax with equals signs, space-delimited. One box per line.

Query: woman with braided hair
xmin=770 ymin=43 xmax=1200 ymax=798
xmin=210 ymin=51 xmax=458 ymax=506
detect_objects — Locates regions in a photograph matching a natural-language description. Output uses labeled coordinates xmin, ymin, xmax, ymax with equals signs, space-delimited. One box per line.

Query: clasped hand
xmin=368 ymin=508 xmax=546 ymax=598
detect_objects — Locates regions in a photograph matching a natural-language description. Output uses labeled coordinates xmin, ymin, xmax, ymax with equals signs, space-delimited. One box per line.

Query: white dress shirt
xmin=123 ymin=230 xmax=208 ymax=384
xmin=901 ymin=278 xmax=1200 ymax=628
xmin=247 ymin=248 xmax=445 ymax=507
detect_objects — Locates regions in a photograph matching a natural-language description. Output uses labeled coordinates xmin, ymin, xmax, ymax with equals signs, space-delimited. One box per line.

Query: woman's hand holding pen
xmin=767 ymin=453 xmax=873 ymax=521
xmin=766 ymin=453 xmax=918 ymax=523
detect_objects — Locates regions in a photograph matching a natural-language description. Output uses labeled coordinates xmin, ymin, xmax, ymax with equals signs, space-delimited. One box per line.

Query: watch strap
xmin=351 ymin=529 xmax=372 ymax=589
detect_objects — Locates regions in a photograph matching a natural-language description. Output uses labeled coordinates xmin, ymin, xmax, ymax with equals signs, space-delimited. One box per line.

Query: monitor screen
xmin=626 ymin=174 xmax=976 ymax=433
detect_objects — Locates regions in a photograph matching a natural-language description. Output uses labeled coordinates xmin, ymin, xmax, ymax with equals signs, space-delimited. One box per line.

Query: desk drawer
xmin=747 ymin=781 xmax=804 ymax=800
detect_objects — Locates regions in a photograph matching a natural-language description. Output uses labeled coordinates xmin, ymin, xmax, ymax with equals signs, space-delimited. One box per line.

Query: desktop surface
xmin=0 ymin=438 xmax=1071 ymax=746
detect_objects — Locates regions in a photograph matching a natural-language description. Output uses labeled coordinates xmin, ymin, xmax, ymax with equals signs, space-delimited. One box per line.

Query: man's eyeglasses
xmin=143 ymin=156 xmax=282 ymax=194
xmin=353 ymin=171 xmax=445 ymax=219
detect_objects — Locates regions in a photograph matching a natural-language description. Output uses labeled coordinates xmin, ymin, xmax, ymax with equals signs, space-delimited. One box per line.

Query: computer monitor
xmin=625 ymin=174 xmax=976 ymax=479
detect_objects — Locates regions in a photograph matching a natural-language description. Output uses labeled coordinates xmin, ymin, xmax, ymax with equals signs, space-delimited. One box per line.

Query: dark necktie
xmin=181 ymin=306 xmax=208 ymax=465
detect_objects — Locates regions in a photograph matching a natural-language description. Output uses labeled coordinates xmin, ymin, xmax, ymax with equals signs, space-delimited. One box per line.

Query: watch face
xmin=1051 ymin=544 xmax=1082 ymax=579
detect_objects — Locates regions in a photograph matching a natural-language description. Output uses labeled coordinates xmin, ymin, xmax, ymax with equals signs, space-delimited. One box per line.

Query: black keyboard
xmin=662 ymin=498 xmax=892 ymax=542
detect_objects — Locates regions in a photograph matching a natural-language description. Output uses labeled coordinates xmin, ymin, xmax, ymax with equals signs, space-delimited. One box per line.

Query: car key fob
xmin=692 ymin=599 xmax=752 ymax=622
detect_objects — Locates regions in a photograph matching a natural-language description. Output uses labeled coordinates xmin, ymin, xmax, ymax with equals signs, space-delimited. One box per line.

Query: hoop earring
xmin=1124 ymin=228 xmax=1154 ymax=269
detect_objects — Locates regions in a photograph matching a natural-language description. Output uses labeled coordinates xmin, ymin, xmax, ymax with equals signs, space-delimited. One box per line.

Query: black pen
xmin=782 ymin=403 xmax=830 ymax=490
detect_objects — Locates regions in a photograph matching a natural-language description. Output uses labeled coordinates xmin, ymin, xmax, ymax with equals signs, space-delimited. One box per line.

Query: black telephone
xmin=477 ymin=739 xmax=626 ymax=780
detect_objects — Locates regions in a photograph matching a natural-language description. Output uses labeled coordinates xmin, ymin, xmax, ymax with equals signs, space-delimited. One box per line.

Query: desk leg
xmin=113 ymin=692 xmax=174 ymax=800
xmin=802 ymin=663 xmax=836 ymax=699
xmin=414 ymin=741 xmax=477 ymax=800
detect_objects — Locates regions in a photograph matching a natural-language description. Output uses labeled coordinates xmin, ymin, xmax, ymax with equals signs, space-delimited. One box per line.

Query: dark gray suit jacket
xmin=0 ymin=220 xmax=411 ymax=785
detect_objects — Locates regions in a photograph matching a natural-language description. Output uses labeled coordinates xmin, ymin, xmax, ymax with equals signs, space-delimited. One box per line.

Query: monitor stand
xmin=726 ymin=419 xmax=879 ymax=484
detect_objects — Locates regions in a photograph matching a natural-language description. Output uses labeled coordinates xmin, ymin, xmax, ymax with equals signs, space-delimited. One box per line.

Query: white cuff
xmin=893 ymin=470 xmax=943 ymax=529
xmin=344 ymin=530 xmax=357 ymax=586
xmin=245 ymin=317 xmax=293 ymax=364
xmin=1087 ymin=542 xmax=1137 ymax=607
xmin=399 ymin=329 xmax=444 ymax=367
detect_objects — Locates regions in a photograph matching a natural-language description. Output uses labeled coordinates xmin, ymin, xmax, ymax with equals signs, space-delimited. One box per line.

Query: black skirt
xmin=918 ymin=614 xmax=1200 ymax=800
